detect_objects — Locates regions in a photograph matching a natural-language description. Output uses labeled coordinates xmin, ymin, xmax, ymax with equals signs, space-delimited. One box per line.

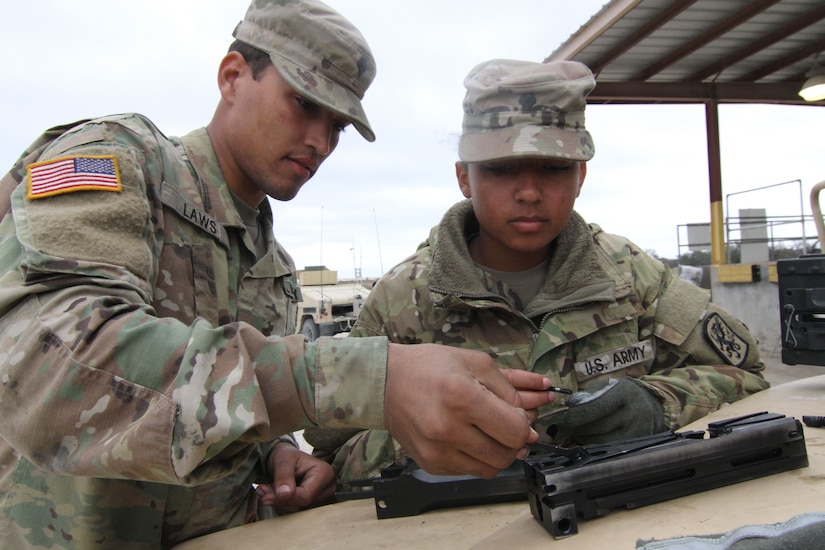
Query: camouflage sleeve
xmin=348 ymin=318 xmax=381 ymax=338
xmin=0 ymin=119 xmax=388 ymax=487
xmin=591 ymin=232 xmax=768 ymax=428
xmin=349 ymin=268 xmax=401 ymax=339
xmin=330 ymin=428 xmax=406 ymax=484
xmin=638 ymin=267 xmax=769 ymax=428
xmin=304 ymin=285 xmax=386 ymax=467
xmin=348 ymin=258 xmax=431 ymax=343
xmin=304 ymin=268 xmax=405 ymax=476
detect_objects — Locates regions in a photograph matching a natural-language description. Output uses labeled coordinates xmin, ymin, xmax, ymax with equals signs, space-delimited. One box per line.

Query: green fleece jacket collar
xmin=426 ymin=199 xmax=633 ymax=316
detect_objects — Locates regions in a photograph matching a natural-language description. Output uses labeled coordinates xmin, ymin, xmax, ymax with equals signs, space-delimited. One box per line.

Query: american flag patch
xmin=27 ymin=155 xmax=122 ymax=199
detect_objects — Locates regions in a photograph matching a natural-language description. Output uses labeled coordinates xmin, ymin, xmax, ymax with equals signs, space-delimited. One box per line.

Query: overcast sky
xmin=2 ymin=1 xmax=823 ymax=278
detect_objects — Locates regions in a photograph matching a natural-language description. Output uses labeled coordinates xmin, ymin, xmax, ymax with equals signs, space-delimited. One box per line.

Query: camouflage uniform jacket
xmin=312 ymin=199 xmax=768 ymax=482
xmin=0 ymin=114 xmax=388 ymax=548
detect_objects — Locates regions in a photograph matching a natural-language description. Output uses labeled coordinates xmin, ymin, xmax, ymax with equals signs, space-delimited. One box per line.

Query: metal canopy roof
xmin=545 ymin=0 xmax=825 ymax=264
xmin=546 ymin=0 xmax=825 ymax=106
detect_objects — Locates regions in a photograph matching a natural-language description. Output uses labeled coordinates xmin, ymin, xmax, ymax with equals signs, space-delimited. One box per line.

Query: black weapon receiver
xmin=522 ymin=411 xmax=808 ymax=538
xmin=336 ymin=460 xmax=527 ymax=519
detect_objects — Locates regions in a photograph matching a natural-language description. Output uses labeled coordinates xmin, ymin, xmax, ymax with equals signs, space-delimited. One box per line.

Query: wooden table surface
xmin=174 ymin=375 xmax=825 ymax=549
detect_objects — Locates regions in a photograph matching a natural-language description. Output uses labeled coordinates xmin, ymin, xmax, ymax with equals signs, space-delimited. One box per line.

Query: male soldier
xmin=305 ymin=59 xmax=769 ymax=483
xmin=0 ymin=7 xmax=552 ymax=548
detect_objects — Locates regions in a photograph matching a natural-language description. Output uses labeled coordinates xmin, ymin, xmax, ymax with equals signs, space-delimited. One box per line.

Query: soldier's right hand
xmin=383 ymin=343 xmax=545 ymax=479
xmin=499 ymin=367 xmax=555 ymax=424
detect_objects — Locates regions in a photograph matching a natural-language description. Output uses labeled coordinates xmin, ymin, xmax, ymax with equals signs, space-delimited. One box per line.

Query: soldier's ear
xmin=455 ymin=161 xmax=471 ymax=198
xmin=576 ymin=162 xmax=587 ymax=197
xmin=217 ymin=52 xmax=248 ymax=104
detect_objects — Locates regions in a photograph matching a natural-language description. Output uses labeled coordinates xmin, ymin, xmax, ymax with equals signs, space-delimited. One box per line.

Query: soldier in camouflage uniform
xmin=0 ymin=7 xmax=553 ymax=548
xmin=305 ymin=59 xmax=769 ymax=483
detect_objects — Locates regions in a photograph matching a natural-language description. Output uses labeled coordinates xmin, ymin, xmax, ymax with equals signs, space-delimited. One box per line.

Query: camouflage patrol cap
xmin=458 ymin=59 xmax=595 ymax=162
xmin=233 ymin=0 xmax=377 ymax=142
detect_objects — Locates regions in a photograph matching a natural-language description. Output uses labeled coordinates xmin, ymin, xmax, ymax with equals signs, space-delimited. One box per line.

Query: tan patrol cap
xmin=459 ymin=59 xmax=595 ymax=162
xmin=233 ymin=0 xmax=377 ymax=142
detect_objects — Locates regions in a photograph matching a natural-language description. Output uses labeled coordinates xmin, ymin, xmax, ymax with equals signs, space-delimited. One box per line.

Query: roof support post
xmin=705 ymin=100 xmax=727 ymax=265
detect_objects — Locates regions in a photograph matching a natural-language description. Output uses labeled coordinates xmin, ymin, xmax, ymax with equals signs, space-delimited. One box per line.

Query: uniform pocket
xmin=154 ymin=243 xmax=219 ymax=326
xmin=237 ymin=271 xmax=298 ymax=337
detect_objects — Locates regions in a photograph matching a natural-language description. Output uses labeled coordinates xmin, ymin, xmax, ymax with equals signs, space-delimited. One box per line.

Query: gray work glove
xmin=548 ymin=378 xmax=667 ymax=445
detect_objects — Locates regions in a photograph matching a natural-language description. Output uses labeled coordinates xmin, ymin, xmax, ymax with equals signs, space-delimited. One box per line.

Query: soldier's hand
xmin=384 ymin=343 xmax=545 ymax=479
xmin=500 ymin=368 xmax=555 ymax=424
xmin=257 ymin=441 xmax=336 ymax=514
xmin=548 ymin=377 xmax=666 ymax=445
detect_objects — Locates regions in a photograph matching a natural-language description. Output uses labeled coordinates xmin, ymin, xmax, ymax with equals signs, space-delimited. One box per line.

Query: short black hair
xmin=228 ymin=40 xmax=272 ymax=81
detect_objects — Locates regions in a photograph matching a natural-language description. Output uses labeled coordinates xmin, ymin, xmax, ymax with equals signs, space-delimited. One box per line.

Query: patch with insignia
xmin=27 ymin=155 xmax=121 ymax=199
xmin=703 ymin=312 xmax=748 ymax=367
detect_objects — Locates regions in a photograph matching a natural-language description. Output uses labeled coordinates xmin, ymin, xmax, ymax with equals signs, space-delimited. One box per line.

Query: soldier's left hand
xmin=257 ymin=441 xmax=336 ymax=514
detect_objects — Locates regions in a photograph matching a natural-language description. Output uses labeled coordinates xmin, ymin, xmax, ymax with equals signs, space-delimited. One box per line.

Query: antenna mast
xmin=373 ymin=208 xmax=384 ymax=275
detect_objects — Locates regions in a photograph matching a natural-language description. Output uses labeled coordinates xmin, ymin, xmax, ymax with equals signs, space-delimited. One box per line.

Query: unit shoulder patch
xmin=27 ymin=155 xmax=122 ymax=199
xmin=703 ymin=312 xmax=748 ymax=367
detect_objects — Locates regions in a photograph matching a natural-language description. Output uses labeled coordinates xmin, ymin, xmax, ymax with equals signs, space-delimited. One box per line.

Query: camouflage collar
xmin=427 ymin=200 xmax=628 ymax=311
xmin=178 ymin=128 xmax=246 ymax=230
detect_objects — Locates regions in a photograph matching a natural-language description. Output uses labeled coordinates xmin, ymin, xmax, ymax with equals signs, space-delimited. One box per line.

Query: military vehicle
xmin=295 ymin=266 xmax=371 ymax=341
